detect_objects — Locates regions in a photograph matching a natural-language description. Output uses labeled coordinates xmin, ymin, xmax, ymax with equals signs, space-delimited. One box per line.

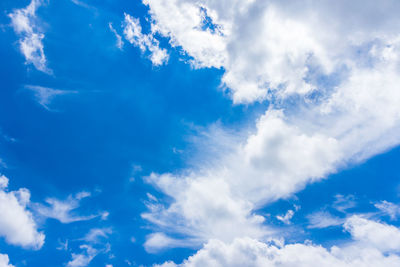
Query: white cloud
xmin=143 ymin=0 xmax=400 ymax=104
xmin=67 ymin=245 xmax=97 ymax=267
xmin=109 ymin=22 xmax=124 ymax=50
xmin=0 ymin=253 xmax=14 ymax=267
xmin=0 ymin=175 xmax=44 ymax=250
xmin=140 ymin=0 xmax=400 ymax=251
xmin=344 ymin=215 xmax=400 ymax=252
xmin=123 ymin=13 xmax=169 ymax=66
xmin=8 ymin=0 xmax=51 ymax=74
xmin=307 ymin=211 xmax=344 ymax=229
xmin=332 ymin=195 xmax=357 ymax=213
xmin=276 ymin=210 xmax=295 ymax=225
xmin=83 ymin=228 xmax=112 ymax=244
xmin=155 ymin=217 xmax=400 ymax=267
xmin=33 ymin=191 xmax=100 ymax=223
xmin=66 ymin=227 xmax=112 ymax=267
xmin=375 ymin=201 xmax=400 ymax=220
xmin=25 ymin=85 xmax=78 ymax=110
xmin=144 ymin=232 xmax=201 ymax=253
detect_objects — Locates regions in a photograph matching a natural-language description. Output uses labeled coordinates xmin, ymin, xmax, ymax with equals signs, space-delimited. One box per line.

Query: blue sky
xmin=1 ymin=1 xmax=400 ymax=266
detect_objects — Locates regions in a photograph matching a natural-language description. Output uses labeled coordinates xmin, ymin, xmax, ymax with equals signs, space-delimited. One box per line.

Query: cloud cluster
xmin=8 ymin=0 xmax=51 ymax=74
xmin=25 ymin=85 xmax=78 ymax=110
xmin=34 ymin=191 xmax=100 ymax=223
xmin=143 ymin=0 xmax=400 ymax=104
xmin=156 ymin=216 xmax=400 ymax=267
xmin=0 ymin=175 xmax=44 ymax=250
xmin=0 ymin=253 xmax=14 ymax=267
xmin=139 ymin=0 xmax=400 ymax=256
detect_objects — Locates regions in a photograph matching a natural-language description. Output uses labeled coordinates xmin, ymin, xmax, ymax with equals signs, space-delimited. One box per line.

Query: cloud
xmin=276 ymin=209 xmax=295 ymax=225
xmin=344 ymin=215 xmax=400 ymax=252
xmin=144 ymin=232 xmax=200 ymax=253
xmin=25 ymin=85 xmax=78 ymax=110
xmin=66 ymin=227 xmax=112 ymax=267
xmin=67 ymin=245 xmax=98 ymax=267
xmin=306 ymin=211 xmax=344 ymax=229
xmin=33 ymin=191 xmax=101 ymax=223
xmin=143 ymin=0 xmax=400 ymax=104
xmin=8 ymin=0 xmax=51 ymax=74
xmin=0 ymin=175 xmax=44 ymax=250
xmin=140 ymin=0 xmax=400 ymax=252
xmin=155 ymin=217 xmax=400 ymax=267
xmin=0 ymin=253 xmax=14 ymax=267
xmin=332 ymin=194 xmax=357 ymax=213
xmin=82 ymin=228 xmax=112 ymax=244
xmin=109 ymin=23 xmax=124 ymax=50
xmin=375 ymin=201 xmax=400 ymax=220
xmin=123 ymin=13 xmax=169 ymax=66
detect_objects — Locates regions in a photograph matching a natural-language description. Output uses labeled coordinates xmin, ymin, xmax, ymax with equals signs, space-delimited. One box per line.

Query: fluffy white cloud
xmin=344 ymin=215 xmax=400 ymax=252
xmin=33 ymin=191 xmax=100 ymax=223
xmin=140 ymin=0 xmax=400 ymax=251
xmin=155 ymin=217 xmax=400 ymax=267
xmin=123 ymin=14 xmax=169 ymax=66
xmin=143 ymin=0 xmax=400 ymax=104
xmin=8 ymin=0 xmax=51 ymax=74
xmin=0 ymin=253 xmax=14 ymax=267
xmin=0 ymin=175 xmax=44 ymax=249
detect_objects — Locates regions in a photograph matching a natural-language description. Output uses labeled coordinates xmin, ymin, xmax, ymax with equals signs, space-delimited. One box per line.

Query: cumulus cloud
xmin=139 ymin=0 xmax=400 ymax=252
xmin=123 ymin=13 xmax=169 ymax=66
xmin=156 ymin=217 xmax=400 ymax=267
xmin=33 ymin=191 xmax=101 ymax=223
xmin=8 ymin=0 xmax=51 ymax=73
xmin=0 ymin=175 xmax=44 ymax=250
xmin=143 ymin=0 xmax=400 ymax=104
xmin=0 ymin=253 xmax=14 ymax=267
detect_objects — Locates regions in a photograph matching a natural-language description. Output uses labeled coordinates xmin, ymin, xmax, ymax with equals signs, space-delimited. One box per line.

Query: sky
xmin=1 ymin=0 xmax=400 ymax=266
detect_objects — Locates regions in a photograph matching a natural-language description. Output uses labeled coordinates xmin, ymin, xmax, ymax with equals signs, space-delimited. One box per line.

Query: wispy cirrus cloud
xmin=25 ymin=85 xmax=78 ymax=111
xmin=33 ymin=191 xmax=104 ymax=224
xmin=109 ymin=23 xmax=124 ymax=50
xmin=8 ymin=0 xmax=51 ymax=74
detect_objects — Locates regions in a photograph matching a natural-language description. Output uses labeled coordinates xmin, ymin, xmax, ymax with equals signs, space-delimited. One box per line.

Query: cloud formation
xmin=0 ymin=253 xmax=14 ymax=267
xmin=156 ymin=216 xmax=400 ymax=267
xmin=34 ymin=191 xmax=100 ymax=223
xmin=8 ymin=0 xmax=51 ymax=74
xmin=133 ymin=2 xmax=400 ymax=262
xmin=123 ymin=13 xmax=169 ymax=66
xmin=0 ymin=175 xmax=44 ymax=250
